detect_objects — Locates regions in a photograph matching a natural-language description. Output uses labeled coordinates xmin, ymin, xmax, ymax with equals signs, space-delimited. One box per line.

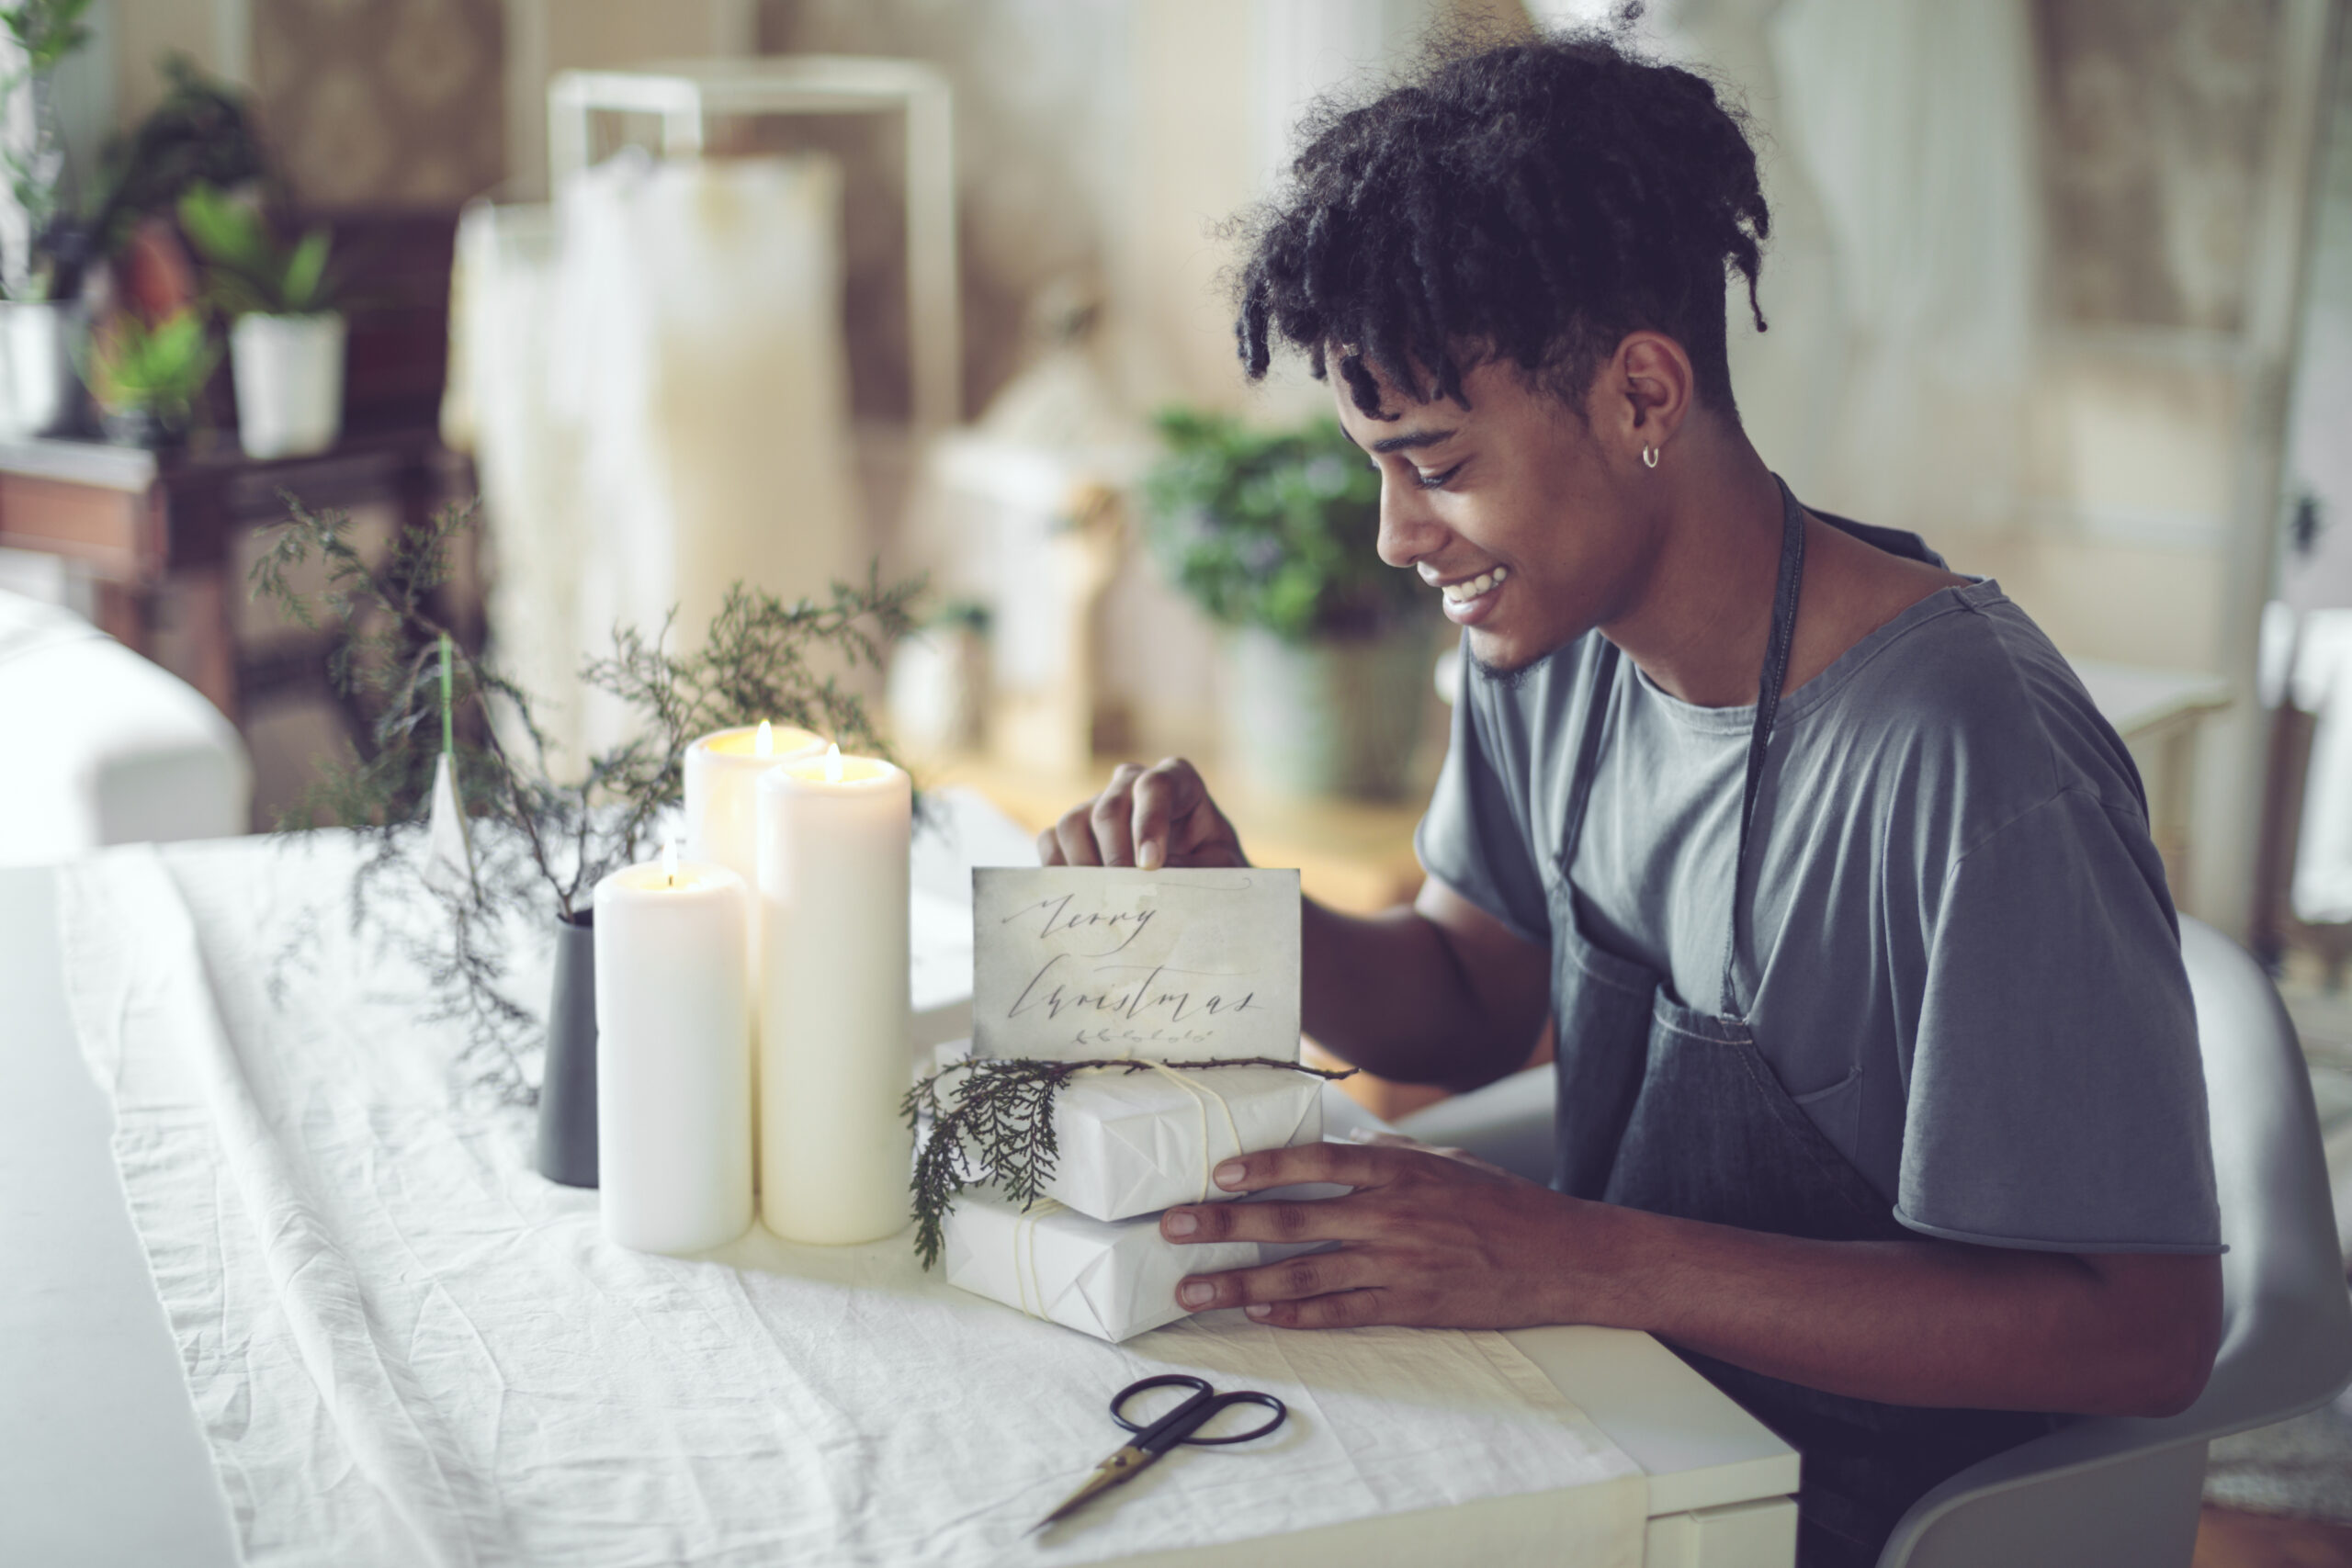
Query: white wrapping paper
xmin=943 ymin=1185 xmax=1342 ymax=1342
xmin=1042 ymin=1063 xmax=1323 ymax=1221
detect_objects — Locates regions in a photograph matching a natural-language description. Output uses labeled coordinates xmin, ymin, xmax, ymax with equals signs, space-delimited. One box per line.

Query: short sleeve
xmin=1414 ymin=649 xmax=1551 ymax=949
xmin=1894 ymin=789 xmax=2222 ymax=1254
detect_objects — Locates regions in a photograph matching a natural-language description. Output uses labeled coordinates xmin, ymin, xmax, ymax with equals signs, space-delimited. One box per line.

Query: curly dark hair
xmin=1235 ymin=21 xmax=1770 ymax=421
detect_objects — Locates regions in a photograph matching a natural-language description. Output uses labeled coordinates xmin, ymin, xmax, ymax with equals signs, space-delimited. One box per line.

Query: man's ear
xmin=1605 ymin=332 xmax=1696 ymax=457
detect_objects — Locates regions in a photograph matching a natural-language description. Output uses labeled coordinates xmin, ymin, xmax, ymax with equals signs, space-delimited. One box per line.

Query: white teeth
xmin=1442 ymin=566 xmax=1507 ymax=604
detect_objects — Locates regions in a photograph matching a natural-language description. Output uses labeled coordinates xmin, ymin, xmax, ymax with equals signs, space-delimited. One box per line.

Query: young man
xmin=1041 ymin=29 xmax=2222 ymax=1567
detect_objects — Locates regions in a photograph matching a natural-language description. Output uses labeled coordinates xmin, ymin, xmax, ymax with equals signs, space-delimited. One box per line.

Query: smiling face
xmin=1333 ymin=354 xmax=1668 ymax=677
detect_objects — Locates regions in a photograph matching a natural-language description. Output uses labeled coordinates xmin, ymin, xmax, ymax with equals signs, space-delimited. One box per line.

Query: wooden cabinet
xmin=0 ymin=427 xmax=468 ymax=729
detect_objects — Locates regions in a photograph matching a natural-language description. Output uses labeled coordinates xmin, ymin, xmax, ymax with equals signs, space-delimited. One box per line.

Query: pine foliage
xmin=250 ymin=493 xmax=922 ymax=1106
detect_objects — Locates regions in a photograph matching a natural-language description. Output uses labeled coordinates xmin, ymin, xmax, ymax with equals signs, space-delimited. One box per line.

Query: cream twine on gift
xmin=1012 ymin=1061 xmax=1242 ymax=1323
xmin=1137 ymin=1059 xmax=1244 ymax=1203
xmin=1071 ymin=1054 xmax=1246 ymax=1205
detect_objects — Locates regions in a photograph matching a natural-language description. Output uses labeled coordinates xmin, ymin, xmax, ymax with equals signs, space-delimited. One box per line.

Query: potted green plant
xmin=84 ymin=307 xmax=217 ymax=446
xmin=1141 ymin=408 xmax=1437 ymax=800
xmin=178 ymin=182 xmax=342 ymax=458
xmin=0 ymin=0 xmax=94 ymax=437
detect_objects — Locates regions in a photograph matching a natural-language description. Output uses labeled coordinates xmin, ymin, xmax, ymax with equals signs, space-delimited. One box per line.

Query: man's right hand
xmin=1037 ymin=758 xmax=1250 ymax=871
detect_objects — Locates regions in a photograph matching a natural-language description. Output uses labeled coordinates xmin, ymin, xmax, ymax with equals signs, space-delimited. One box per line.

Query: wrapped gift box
xmin=921 ymin=1043 xmax=1325 ymax=1224
xmin=942 ymin=1185 xmax=1344 ymax=1342
xmin=1043 ymin=1063 xmax=1322 ymax=1221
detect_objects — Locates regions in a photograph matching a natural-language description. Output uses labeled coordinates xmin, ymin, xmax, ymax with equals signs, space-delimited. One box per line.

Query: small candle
xmin=593 ymin=847 xmax=754 ymax=1254
xmin=683 ymin=722 xmax=826 ymax=891
xmin=756 ymin=746 xmax=911 ymax=1244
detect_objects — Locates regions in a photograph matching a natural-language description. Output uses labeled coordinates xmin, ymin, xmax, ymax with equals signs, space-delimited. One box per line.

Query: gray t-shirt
xmin=1417 ymin=574 xmax=2222 ymax=1255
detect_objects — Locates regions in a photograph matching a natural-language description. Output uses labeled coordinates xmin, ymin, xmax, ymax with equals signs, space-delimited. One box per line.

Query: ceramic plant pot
xmin=536 ymin=908 xmax=599 ymax=1188
xmin=97 ymin=404 xmax=180 ymax=448
xmin=887 ymin=621 xmax=989 ymax=754
xmin=1222 ymin=620 xmax=1438 ymax=802
xmin=0 ymin=299 xmax=77 ymax=437
xmin=231 ymin=310 xmax=345 ymax=459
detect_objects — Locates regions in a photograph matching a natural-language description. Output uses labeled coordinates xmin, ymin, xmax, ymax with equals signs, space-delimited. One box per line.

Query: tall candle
xmin=593 ymin=846 xmax=754 ymax=1254
xmin=684 ymin=721 xmax=826 ymax=889
xmin=756 ymin=746 xmax=911 ymax=1244
xmin=684 ymin=722 xmax=823 ymax=1205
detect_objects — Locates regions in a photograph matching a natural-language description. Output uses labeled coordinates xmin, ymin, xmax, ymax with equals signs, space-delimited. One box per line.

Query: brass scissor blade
xmin=1032 ymin=1444 xmax=1160 ymax=1532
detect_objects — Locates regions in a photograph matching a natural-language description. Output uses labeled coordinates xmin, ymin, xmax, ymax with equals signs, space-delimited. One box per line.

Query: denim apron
xmin=1544 ymin=481 xmax=2057 ymax=1567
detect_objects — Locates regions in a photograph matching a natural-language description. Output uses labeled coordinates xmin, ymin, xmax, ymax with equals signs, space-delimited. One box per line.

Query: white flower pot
xmin=0 ymin=300 xmax=75 ymax=438
xmin=1222 ymin=621 xmax=1438 ymax=802
xmin=231 ymin=311 xmax=345 ymax=460
xmin=887 ymin=622 xmax=989 ymax=754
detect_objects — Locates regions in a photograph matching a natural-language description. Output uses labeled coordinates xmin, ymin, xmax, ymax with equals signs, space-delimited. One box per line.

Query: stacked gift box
xmin=929 ymin=1043 xmax=1336 ymax=1341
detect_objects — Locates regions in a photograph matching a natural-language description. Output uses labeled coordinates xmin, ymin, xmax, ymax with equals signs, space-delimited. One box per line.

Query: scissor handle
xmin=1110 ymin=1374 xmax=1287 ymax=1451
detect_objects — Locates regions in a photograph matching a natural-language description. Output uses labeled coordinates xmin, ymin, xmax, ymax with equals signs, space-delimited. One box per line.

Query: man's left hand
xmin=1162 ymin=1142 xmax=1621 ymax=1330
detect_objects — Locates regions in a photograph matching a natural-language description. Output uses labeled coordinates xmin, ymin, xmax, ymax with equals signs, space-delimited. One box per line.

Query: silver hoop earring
xmin=1641 ymin=445 xmax=1659 ymax=469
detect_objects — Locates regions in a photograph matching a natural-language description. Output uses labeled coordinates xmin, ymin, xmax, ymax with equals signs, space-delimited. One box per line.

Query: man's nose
xmin=1376 ymin=475 xmax=1445 ymax=570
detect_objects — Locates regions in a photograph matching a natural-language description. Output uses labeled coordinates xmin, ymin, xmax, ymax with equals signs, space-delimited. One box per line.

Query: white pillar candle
xmin=684 ymin=721 xmax=827 ymax=889
xmin=684 ymin=722 xmax=824 ymax=1205
xmin=593 ymin=846 xmax=754 ymax=1255
xmin=756 ymin=746 xmax=912 ymax=1244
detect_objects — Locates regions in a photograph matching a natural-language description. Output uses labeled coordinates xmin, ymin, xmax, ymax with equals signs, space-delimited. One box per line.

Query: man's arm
xmin=1039 ymin=759 xmax=1549 ymax=1089
xmin=1302 ymin=881 xmax=1550 ymax=1089
xmin=1161 ymin=1143 xmax=2223 ymax=1419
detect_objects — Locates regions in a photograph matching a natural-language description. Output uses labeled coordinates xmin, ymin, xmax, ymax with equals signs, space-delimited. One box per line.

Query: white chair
xmin=0 ymin=588 xmax=251 ymax=866
xmin=1397 ymin=917 xmax=2352 ymax=1568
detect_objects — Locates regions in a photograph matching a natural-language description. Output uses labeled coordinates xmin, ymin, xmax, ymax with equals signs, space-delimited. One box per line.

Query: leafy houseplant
xmin=0 ymin=0 xmax=94 ymax=437
xmin=179 ymin=182 xmax=344 ymax=459
xmin=84 ymin=307 xmax=217 ymax=446
xmin=85 ymin=55 xmax=270 ymax=265
xmin=1140 ymin=409 xmax=1438 ymax=800
xmin=0 ymin=0 xmax=91 ymax=298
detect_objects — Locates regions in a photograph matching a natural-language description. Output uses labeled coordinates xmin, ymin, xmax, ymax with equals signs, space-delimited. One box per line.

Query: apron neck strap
xmin=1558 ymin=477 xmax=1809 ymax=1019
xmin=1717 ymin=478 xmax=1810 ymax=1015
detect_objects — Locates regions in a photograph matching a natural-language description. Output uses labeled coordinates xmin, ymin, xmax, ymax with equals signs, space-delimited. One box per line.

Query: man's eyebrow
xmin=1364 ymin=427 xmax=1459 ymax=455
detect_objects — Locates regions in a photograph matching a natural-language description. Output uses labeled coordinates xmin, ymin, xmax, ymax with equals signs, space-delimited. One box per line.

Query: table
xmin=918 ymin=751 xmax=1432 ymax=921
xmin=0 ymin=424 xmax=469 ymax=726
xmin=0 ymin=860 xmax=1796 ymax=1566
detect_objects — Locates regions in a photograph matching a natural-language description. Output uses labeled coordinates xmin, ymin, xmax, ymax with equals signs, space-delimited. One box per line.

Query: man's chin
xmin=1464 ymin=625 xmax=1566 ymax=684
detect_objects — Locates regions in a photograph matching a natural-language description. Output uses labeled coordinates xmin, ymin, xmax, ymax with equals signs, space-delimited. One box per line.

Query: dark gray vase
xmin=535 ymin=909 xmax=598 ymax=1188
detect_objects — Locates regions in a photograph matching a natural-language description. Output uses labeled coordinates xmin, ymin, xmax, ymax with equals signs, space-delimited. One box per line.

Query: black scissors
xmin=1032 ymin=1374 xmax=1288 ymax=1531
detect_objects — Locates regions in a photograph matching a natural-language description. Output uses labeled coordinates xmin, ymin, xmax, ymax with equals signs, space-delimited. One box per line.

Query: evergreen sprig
xmin=250 ymin=492 xmax=924 ymax=1106
xmin=900 ymin=1055 xmax=1358 ymax=1269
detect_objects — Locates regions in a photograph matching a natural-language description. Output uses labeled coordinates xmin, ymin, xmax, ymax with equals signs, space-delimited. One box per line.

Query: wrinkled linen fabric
xmin=59 ymin=835 xmax=1644 ymax=1567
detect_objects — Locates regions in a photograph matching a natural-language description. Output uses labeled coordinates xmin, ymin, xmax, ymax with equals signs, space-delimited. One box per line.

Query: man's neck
xmin=1598 ymin=433 xmax=1971 ymax=709
xmin=1600 ymin=437 xmax=1789 ymax=709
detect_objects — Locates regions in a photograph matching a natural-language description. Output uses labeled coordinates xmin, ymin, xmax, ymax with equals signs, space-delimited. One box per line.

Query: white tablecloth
xmin=58 ymin=834 xmax=1645 ymax=1566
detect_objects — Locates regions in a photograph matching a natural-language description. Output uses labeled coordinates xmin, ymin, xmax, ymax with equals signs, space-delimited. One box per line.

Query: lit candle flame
xmin=754 ymin=719 xmax=774 ymax=758
xmin=662 ymin=836 xmax=678 ymax=886
xmin=824 ymin=742 xmax=843 ymax=784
